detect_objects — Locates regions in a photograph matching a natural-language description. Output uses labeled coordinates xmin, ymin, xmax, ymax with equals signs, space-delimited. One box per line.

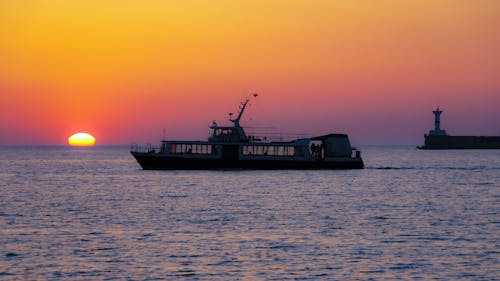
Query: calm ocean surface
xmin=0 ymin=146 xmax=498 ymax=280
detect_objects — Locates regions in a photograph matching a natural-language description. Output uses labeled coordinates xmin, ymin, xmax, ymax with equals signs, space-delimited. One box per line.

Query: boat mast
xmin=230 ymin=93 xmax=257 ymax=128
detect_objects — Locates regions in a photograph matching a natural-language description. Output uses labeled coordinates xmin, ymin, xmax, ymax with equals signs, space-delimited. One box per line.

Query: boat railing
xmin=248 ymin=134 xmax=303 ymax=142
xmin=130 ymin=143 xmax=161 ymax=153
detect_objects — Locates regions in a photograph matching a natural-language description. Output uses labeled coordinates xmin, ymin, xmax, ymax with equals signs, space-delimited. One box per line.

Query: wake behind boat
xmin=131 ymin=96 xmax=364 ymax=169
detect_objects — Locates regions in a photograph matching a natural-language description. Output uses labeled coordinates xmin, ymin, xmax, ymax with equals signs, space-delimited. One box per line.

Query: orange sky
xmin=1 ymin=0 xmax=499 ymax=145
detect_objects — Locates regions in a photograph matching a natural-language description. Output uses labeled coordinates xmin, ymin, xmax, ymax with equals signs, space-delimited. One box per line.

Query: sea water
xmin=0 ymin=146 xmax=498 ymax=280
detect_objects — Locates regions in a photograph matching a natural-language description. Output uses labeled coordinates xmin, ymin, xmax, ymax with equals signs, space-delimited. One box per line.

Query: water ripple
xmin=0 ymin=146 xmax=498 ymax=280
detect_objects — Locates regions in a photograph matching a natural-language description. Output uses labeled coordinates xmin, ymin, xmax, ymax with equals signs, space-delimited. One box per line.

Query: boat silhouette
xmin=131 ymin=96 xmax=364 ymax=169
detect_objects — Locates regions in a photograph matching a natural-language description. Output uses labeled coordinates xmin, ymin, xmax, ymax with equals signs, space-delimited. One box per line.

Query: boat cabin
xmin=208 ymin=125 xmax=248 ymax=143
xmin=311 ymin=134 xmax=354 ymax=158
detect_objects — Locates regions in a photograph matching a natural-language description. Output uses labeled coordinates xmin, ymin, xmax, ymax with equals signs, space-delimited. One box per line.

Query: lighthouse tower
xmin=429 ymin=107 xmax=447 ymax=136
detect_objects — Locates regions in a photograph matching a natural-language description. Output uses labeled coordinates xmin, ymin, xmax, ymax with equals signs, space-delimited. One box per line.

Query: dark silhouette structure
xmin=131 ymin=97 xmax=364 ymax=169
xmin=418 ymin=107 xmax=500 ymax=149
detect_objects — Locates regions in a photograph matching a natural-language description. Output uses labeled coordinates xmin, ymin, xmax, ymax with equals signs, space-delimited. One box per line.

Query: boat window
xmin=168 ymin=144 xmax=214 ymax=154
xmin=243 ymin=145 xmax=294 ymax=156
xmin=277 ymin=146 xmax=284 ymax=156
xmin=214 ymin=128 xmax=236 ymax=136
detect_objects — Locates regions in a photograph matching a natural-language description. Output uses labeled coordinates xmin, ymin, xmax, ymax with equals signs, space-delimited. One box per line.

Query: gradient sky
xmin=1 ymin=0 xmax=499 ymax=145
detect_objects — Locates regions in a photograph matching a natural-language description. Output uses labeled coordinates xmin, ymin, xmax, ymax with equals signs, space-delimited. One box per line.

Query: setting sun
xmin=68 ymin=132 xmax=96 ymax=146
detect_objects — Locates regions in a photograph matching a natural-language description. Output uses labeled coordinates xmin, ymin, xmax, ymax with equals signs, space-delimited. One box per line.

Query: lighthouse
xmin=429 ymin=107 xmax=447 ymax=136
xmin=419 ymin=107 xmax=500 ymax=149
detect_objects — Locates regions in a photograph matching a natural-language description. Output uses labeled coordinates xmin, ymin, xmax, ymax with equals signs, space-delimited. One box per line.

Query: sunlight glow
xmin=68 ymin=132 xmax=96 ymax=146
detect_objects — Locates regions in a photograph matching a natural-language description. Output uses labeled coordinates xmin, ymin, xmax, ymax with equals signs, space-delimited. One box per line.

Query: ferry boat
xmin=131 ymin=97 xmax=364 ymax=169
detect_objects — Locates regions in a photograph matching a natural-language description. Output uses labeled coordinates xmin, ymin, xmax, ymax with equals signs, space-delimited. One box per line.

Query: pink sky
xmin=1 ymin=1 xmax=499 ymax=145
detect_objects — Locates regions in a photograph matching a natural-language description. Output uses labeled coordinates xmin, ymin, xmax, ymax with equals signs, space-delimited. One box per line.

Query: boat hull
xmin=131 ymin=152 xmax=364 ymax=170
